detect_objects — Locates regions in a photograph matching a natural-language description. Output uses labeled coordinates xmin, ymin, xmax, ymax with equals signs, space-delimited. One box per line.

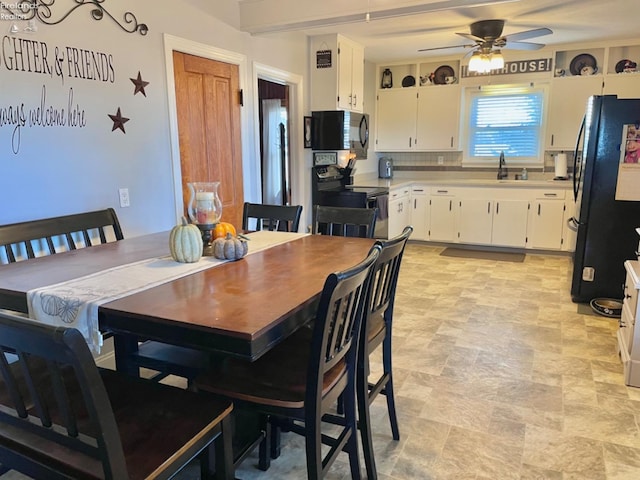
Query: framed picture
xmin=304 ymin=116 xmax=312 ymax=148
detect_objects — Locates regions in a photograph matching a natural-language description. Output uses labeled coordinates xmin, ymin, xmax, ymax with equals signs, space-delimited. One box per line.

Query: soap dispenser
xmin=521 ymin=168 xmax=528 ymax=180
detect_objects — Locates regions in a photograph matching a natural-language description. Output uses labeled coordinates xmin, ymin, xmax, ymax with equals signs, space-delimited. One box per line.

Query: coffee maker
xmin=378 ymin=157 xmax=393 ymax=179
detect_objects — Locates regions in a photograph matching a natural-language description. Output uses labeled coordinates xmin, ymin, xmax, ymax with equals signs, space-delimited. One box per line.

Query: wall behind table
xmin=0 ymin=0 xmax=308 ymax=238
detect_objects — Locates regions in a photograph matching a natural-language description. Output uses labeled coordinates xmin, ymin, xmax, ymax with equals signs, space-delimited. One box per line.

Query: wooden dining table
xmin=0 ymin=231 xmax=376 ymax=372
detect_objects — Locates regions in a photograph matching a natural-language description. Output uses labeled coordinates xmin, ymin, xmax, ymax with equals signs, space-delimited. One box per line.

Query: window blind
xmin=466 ymin=86 xmax=545 ymax=163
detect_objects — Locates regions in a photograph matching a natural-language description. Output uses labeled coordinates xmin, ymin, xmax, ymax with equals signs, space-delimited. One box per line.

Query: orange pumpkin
xmin=212 ymin=222 xmax=237 ymax=240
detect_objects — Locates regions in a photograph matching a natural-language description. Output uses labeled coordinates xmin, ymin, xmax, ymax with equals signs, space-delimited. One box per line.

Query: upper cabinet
xmin=603 ymin=44 xmax=640 ymax=98
xmin=375 ymin=61 xmax=461 ymax=152
xmin=310 ymin=34 xmax=364 ymax=112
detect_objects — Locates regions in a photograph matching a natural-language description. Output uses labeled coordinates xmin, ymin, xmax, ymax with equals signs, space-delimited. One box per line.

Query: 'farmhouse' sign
xmin=461 ymin=58 xmax=552 ymax=78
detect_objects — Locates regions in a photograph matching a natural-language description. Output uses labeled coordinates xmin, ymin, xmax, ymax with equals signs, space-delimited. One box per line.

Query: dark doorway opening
xmin=258 ymin=79 xmax=291 ymax=206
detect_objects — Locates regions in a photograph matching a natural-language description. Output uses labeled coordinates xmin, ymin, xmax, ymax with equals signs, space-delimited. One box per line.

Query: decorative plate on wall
xmin=569 ymin=53 xmax=597 ymax=76
xmin=433 ymin=65 xmax=455 ymax=85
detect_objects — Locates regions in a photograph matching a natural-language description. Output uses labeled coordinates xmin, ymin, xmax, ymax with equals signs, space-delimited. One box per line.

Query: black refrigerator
xmin=570 ymin=95 xmax=640 ymax=303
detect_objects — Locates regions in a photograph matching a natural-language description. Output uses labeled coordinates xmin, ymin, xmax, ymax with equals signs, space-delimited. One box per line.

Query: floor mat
xmin=439 ymin=248 xmax=525 ymax=263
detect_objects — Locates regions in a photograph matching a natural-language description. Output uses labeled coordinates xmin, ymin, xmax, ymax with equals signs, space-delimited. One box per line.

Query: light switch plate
xmin=119 ymin=188 xmax=130 ymax=208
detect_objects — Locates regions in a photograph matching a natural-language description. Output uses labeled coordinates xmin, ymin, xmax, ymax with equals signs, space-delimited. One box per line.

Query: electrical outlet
xmin=119 ymin=188 xmax=130 ymax=208
xmin=437 ymin=156 xmax=444 ymax=165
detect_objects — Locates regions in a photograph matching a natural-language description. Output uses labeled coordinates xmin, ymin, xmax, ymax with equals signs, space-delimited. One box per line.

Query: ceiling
xmin=236 ymin=0 xmax=637 ymax=63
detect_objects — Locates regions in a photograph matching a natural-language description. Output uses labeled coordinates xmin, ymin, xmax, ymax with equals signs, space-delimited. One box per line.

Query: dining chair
xmin=357 ymin=225 xmax=413 ymax=480
xmin=312 ymin=205 xmax=378 ymax=238
xmin=194 ymin=245 xmax=381 ymax=479
xmin=242 ymin=202 xmax=303 ymax=232
xmin=0 ymin=310 xmax=234 ymax=480
xmin=0 ymin=208 xmax=123 ymax=264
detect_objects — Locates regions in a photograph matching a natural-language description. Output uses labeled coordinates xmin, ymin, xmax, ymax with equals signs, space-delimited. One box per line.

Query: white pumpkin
xmin=169 ymin=217 xmax=203 ymax=263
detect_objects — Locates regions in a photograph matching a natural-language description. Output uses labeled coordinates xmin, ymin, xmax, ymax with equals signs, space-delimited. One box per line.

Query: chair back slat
xmin=242 ymin=202 xmax=303 ymax=232
xmin=309 ymin=246 xmax=379 ymax=396
xmin=0 ymin=208 xmax=123 ymax=264
xmin=313 ymin=205 xmax=378 ymax=238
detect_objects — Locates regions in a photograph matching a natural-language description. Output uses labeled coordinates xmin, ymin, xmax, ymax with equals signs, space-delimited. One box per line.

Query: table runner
xmin=27 ymin=231 xmax=307 ymax=353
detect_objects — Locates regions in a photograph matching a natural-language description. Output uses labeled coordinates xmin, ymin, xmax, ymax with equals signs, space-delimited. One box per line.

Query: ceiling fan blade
xmin=418 ymin=43 xmax=476 ymax=52
xmin=503 ymin=27 xmax=552 ymax=42
xmin=456 ymin=32 xmax=484 ymax=42
xmin=503 ymin=41 xmax=546 ymax=51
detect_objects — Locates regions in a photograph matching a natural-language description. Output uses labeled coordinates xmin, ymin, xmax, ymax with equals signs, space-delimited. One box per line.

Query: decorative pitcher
xmin=187 ymin=182 xmax=222 ymax=225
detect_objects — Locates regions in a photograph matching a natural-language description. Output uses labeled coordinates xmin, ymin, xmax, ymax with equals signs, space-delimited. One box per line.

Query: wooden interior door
xmin=173 ymin=51 xmax=244 ymax=227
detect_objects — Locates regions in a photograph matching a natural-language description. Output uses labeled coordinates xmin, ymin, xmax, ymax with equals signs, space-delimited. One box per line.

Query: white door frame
xmin=250 ymin=62 xmax=305 ymax=212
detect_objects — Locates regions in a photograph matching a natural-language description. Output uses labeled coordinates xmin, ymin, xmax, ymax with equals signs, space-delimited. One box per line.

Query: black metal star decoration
xmin=130 ymin=71 xmax=149 ymax=97
xmin=108 ymin=108 xmax=130 ymax=133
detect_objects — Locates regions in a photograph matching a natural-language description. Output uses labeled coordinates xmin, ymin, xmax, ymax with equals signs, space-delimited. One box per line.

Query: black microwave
xmin=311 ymin=111 xmax=369 ymax=159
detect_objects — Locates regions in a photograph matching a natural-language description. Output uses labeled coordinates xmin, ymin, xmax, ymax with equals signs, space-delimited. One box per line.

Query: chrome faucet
xmin=497 ymin=151 xmax=508 ymax=180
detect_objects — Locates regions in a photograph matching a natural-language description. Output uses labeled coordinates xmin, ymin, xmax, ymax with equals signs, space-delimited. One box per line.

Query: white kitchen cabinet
xmin=527 ymin=190 xmax=567 ymax=250
xmin=375 ymin=89 xmax=418 ymax=151
xmin=388 ymin=186 xmax=412 ymax=239
xmin=410 ymin=185 xmax=429 ymax=240
xmin=457 ymin=195 xmax=493 ymax=245
xmin=562 ymin=194 xmax=577 ymax=252
xmin=546 ymin=76 xmax=602 ymax=150
xmin=603 ymin=74 xmax=640 ymax=99
xmin=415 ymin=85 xmax=461 ymax=151
xmin=492 ymin=199 xmax=529 ymax=248
xmin=310 ymin=34 xmax=364 ymax=112
xmin=429 ymin=188 xmax=457 ymax=242
xmin=618 ymin=261 xmax=640 ymax=387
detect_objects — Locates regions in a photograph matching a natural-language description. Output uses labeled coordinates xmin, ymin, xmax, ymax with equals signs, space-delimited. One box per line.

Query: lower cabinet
xmin=429 ymin=188 xmax=457 ymax=242
xmin=492 ymin=199 xmax=529 ymax=248
xmin=457 ymin=196 xmax=493 ymax=245
xmin=386 ymin=183 xmax=570 ymax=249
xmin=388 ymin=186 xmax=412 ymax=239
xmin=410 ymin=185 xmax=429 ymax=240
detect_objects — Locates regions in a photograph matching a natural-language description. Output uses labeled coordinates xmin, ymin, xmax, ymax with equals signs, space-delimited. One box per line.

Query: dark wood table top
xmin=0 ymin=232 xmax=376 ymax=360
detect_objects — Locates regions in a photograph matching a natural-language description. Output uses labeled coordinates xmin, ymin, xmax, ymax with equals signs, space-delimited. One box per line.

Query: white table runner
xmin=27 ymin=231 xmax=307 ymax=353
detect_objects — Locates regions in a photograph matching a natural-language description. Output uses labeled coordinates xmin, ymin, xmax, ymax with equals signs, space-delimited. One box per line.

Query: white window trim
xmin=461 ymin=82 xmax=549 ymax=167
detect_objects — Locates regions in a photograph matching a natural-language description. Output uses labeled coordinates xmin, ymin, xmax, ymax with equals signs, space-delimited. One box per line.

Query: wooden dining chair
xmin=357 ymin=226 xmax=413 ymax=480
xmin=0 ymin=310 xmax=234 ymax=480
xmin=312 ymin=205 xmax=378 ymax=238
xmin=242 ymin=202 xmax=303 ymax=232
xmin=194 ymin=245 xmax=381 ymax=479
xmin=0 ymin=208 xmax=123 ymax=264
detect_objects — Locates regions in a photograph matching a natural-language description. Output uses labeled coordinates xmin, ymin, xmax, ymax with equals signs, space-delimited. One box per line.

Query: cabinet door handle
xmin=544 ymin=193 xmax=557 ymax=197
xmin=551 ymin=134 xmax=554 ymax=146
xmin=496 ymin=202 xmax=499 ymax=214
xmin=437 ymin=190 xmax=448 ymax=194
xmin=409 ymin=137 xmax=412 ymax=148
xmin=414 ymin=199 xmax=417 ymax=209
xmin=538 ymin=204 xmax=541 ymax=215
xmin=450 ymin=136 xmax=454 ymax=148
xmin=449 ymin=200 xmax=452 ymax=211
xmin=352 ymin=94 xmax=357 ymax=107
xmin=487 ymin=202 xmax=490 ymax=214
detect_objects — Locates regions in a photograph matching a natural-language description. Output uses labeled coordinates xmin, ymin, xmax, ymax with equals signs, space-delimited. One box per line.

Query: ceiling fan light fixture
xmin=490 ymin=51 xmax=504 ymax=69
xmin=468 ymin=52 xmax=483 ymax=72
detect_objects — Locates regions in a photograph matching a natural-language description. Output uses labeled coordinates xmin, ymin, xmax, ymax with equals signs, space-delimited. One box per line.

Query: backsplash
xmin=379 ymin=150 xmax=575 ymax=175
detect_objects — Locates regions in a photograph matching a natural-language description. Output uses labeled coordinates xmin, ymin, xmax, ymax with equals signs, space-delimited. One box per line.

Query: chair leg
xmin=358 ymin=362 xmax=377 ymax=480
xmin=343 ymin=382 xmax=362 ymax=480
xmin=383 ymin=336 xmax=400 ymax=441
xmin=214 ymin=415 xmax=235 ymax=480
xmin=270 ymin=420 xmax=281 ymax=459
xmin=305 ymin=417 xmax=324 ymax=480
xmin=258 ymin=415 xmax=271 ymax=471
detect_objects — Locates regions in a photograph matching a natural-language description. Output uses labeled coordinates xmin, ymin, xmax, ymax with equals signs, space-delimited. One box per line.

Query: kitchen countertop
xmin=349 ymin=173 xmax=573 ymax=190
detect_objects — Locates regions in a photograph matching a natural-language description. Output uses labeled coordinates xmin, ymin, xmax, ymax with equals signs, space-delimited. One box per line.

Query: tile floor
xmin=229 ymin=243 xmax=640 ymax=479
xmin=4 ymin=243 xmax=640 ymax=479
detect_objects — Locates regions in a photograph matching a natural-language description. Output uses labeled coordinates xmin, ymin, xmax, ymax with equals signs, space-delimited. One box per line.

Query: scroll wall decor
xmin=1 ymin=0 xmax=149 ymax=35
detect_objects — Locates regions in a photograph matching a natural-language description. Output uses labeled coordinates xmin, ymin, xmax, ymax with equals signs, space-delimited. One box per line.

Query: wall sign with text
xmin=461 ymin=58 xmax=552 ymax=78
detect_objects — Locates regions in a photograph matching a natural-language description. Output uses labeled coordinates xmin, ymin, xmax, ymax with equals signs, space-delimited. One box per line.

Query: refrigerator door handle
xmin=573 ymin=115 xmax=586 ymax=202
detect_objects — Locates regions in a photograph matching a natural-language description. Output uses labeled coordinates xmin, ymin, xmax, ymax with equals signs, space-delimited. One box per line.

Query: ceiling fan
xmin=419 ymin=19 xmax=552 ymax=72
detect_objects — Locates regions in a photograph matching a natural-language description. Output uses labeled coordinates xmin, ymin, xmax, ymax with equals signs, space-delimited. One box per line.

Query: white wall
xmin=0 ymin=0 xmax=308 ymax=236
